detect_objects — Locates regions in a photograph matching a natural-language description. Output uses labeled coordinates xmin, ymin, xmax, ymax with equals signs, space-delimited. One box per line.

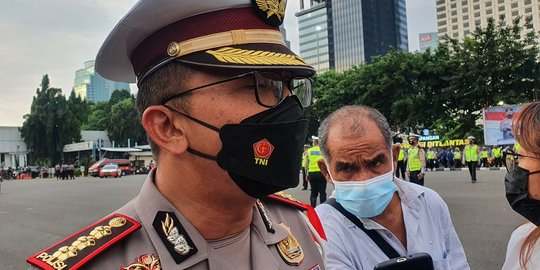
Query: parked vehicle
xmin=99 ymin=164 xmax=122 ymax=178
xmin=88 ymin=159 xmax=134 ymax=177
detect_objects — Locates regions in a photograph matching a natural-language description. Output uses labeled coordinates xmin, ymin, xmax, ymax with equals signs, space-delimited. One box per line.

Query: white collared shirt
xmin=315 ymin=178 xmax=470 ymax=270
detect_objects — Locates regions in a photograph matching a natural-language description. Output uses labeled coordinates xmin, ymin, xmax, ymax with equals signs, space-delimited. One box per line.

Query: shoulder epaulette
xmin=267 ymin=192 xmax=326 ymax=240
xmin=27 ymin=213 xmax=141 ymax=270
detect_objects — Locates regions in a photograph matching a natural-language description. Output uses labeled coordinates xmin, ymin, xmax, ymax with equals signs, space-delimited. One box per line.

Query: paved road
xmin=0 ymin=169 xmax=523 ymax=269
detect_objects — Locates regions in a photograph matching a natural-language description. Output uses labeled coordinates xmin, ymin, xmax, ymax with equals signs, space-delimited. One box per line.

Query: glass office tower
xmin=73 ymin=60 xmax=131 ymax=102
xmin=297 ymin=0 xmax=408 ymax=73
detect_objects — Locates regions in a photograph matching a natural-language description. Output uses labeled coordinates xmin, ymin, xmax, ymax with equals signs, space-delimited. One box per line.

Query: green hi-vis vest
xmin=514 ymin=142 xmax=521 ymax=152
xmin=307 ymin=146 xmax=322 ymax=172
xmin=481 ymin=151 xmax=488 ymax=158
xmin=398 ymin=149 xmax=405 ymax=161
xmin=408 ymin=147 xmax=421 ymax=171
xmin=465 ymin=145 xmax=479 ymax=162
xmin=427 ymin=150 xmax=436 ymax=160
xmin=492 ymin=148 xmax=502 ymax=158
xmin=454 ymin=152 xmax=461 ymax=159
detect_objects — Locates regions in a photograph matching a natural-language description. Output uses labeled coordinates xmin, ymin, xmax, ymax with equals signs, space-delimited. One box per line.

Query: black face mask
xmin=505 ymin=166 xmax=540 ymax=225
xmin=165 ymin=96 xmax=308 ymax=198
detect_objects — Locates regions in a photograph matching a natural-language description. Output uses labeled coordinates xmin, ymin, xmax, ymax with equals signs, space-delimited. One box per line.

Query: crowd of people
xmin=423 ymin=144 xmax=506 ymax=171
xmin=24 ymin=0 xmax=540 ymax=269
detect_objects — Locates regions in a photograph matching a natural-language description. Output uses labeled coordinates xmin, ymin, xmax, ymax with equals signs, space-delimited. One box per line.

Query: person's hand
xmin=418 ymin=173 xmax=424 ymax=179
xmin=406 ymin=172 xmax=410 ymax=178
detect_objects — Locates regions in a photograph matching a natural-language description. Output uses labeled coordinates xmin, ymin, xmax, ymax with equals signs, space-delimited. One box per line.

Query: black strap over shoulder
xmin=325 ymin=198 xmax=401 ymax=259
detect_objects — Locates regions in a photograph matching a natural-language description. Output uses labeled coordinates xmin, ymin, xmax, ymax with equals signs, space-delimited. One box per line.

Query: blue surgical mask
xmin=327 ymin=158 xmax=397 ymax=218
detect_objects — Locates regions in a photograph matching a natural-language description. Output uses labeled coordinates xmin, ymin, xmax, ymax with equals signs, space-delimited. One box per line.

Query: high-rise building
xmin=296 ymin=0 xmax=408 ymax=73
xmin=436 ymin=0 xmax=540 ymax=41
xmin=73 ymin=60 xmax=131 ymax=102
xmin=419 ymin=32 xmax=439 ymax=52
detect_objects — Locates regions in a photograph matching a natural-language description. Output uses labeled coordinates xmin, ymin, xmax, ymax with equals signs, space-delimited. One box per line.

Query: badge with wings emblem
xmin=252 ymin=0 xmax=287 ymax=27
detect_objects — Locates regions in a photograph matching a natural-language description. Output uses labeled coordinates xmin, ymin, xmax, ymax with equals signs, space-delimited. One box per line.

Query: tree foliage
xmin=20 ymin=75 xmax=88 ymax=165
xmin=307 ymin=18 xmax=539 ymax=143
xmin=82 ymin=90 xmax=146 ymax=147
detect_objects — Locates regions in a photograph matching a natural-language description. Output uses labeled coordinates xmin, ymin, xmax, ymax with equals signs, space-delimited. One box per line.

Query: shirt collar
xmin=133 ymin=170 xmax=290 ymax=269
xmin=134 ymin=170 xmax=210 ymax=269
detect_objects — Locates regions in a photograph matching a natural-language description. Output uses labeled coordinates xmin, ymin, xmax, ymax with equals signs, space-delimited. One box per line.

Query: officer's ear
xmin=392 ymin=144 xmax=400 ymax=167
xmin=317 ymin=159 xmax=333 ymax=183
xmin=142 ymin=105 xmax=188 ymax=156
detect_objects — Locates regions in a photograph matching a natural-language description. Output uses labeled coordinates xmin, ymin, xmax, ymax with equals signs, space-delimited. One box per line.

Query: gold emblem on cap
xmin=207 ymin=47 xmax=307 ymax=66
xmin=167 ymin=42 xmax=181 ymax=57
xmin=255 ymin=0 xmax=286 ymax=21
xmin=276 ymin=223 xmax=304 ymax=266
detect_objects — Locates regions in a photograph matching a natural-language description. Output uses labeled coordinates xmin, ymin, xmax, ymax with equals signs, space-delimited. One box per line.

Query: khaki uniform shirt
xmin=28 ymin=171 xmax=325 ymax=270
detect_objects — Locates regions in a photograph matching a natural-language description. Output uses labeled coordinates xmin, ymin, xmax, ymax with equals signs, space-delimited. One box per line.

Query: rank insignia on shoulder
xmin=153 ymin=211 xmax=197 ymax=264
xmin=276 ymin=223 xmax=304 ymax=266
xmin=27 ymin=213 xmax=141 ymax=270
xmin=267 ymin=192 xmax=327 ymax=241
xmin=122 ymin=254 xmax=161 ymax=270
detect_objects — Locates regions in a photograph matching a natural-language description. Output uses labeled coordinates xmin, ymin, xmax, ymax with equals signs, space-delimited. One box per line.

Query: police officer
xmin=427 ymin=147 xmax=437 ymax=171
xmin=307 ymin=136 xmax=326 ymax=207
xmin=301 ymin=144 xmax=309 ymax=190
xmin=27 ymin=1 xmax=326 ymax=269
xmin=463 ymin=136 xmax=480 ymax=183
xmin=406 ymin=133 xmax=426 ymax=186
xmin=492 ymin=145 xmax=502 ymax=167
xmin=453 ymin=147 xmax=462 ymax=169
xmin=480 ymin=147 xmax=489 ymax=167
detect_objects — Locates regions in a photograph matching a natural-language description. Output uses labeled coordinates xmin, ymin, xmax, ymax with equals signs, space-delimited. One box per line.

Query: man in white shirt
xmin=315 ymin=105 xmax=470 ymax=270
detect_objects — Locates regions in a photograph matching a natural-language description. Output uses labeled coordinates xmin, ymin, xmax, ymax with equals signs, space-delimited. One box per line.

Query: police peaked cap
xmin=95 ymin=0 xmax=315 ymax=83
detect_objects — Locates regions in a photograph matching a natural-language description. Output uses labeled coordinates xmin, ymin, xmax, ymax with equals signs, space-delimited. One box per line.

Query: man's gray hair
xmin=318 ymin=105 xmax=393 ymax=159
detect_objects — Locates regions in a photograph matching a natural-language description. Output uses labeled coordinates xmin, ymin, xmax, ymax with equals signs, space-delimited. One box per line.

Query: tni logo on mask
xmin=253 ymin=139 xmax=274 ymax=166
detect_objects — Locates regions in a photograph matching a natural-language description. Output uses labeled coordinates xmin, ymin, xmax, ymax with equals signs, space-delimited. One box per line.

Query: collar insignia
xmin=252 ymin=0 xmax=287 ymax=27
xmin=122 ymin=254 xmax=161 ymax=270
xmin=153 ymin=211 xmax=197 ymax=264
xmin=256 ymin=200 xmax=275 ymax=233
xmin=276 ymin=223 xmax=304 ymax=266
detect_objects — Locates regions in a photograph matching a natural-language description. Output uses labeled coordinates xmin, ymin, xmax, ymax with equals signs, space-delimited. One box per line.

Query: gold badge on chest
xmin=276 ymin=223 xmax=304 ymax=266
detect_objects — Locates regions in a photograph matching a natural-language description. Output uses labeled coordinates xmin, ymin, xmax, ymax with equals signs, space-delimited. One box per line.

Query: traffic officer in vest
xmin=480 ymin=147 xmax=489 ymax=167
xmin=453 ymin=148 xmax=462 ymax=169
xmin=393 ymin=133 xmax=407 ymax=179
xmin=307 ymin=136 xmax=327 ymax=207
xmin=396 ymin=147 xmax=407 ymax=179
xmin=406 ymin=133 xmax=426 ymax=186
xmin=463 ymin=136 xmax=480 ymax=183
xmin=27 ymin=1 xmax=327 ymax=269
xmin=492 ymin=145 xmax=502 ymax=167
xmin=427 ymin=147 xmax=437 ymax=171
xmin=301 ymin=144 xmax=309 ymax=190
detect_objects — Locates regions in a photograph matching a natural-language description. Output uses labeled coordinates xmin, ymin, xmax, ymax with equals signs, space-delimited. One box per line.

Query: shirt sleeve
xmin=439 ymin=195 xmax=470 ymax=269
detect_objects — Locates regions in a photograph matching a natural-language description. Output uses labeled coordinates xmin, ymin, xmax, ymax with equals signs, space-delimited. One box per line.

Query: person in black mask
xmin=502 ymin=101 xmax=540 ymax=270
xmin=27 ymin=2 xmax=327 ymax=269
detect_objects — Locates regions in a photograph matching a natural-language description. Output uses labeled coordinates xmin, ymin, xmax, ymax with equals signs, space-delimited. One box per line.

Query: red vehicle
xmin=88 ymin=159 xmax=133 ymax=177
xmin=99 ymin=164 xmax=122 ymax=178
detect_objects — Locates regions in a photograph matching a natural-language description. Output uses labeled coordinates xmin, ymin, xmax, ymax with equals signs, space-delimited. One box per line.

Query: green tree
xmin=436 ymin=17 xmax=539 ymax=140
xmin=20 ymin=75 xmax=87 ymax=165
xmin=109 ymin=89 xmax=131 ymax=105
xmin=106 ymin=97 xmax=147 ymax=146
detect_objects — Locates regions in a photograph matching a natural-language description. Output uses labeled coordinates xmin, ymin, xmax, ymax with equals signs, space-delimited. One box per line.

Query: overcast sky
xmin=0 ymin=0 xmax=436 ymax=127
